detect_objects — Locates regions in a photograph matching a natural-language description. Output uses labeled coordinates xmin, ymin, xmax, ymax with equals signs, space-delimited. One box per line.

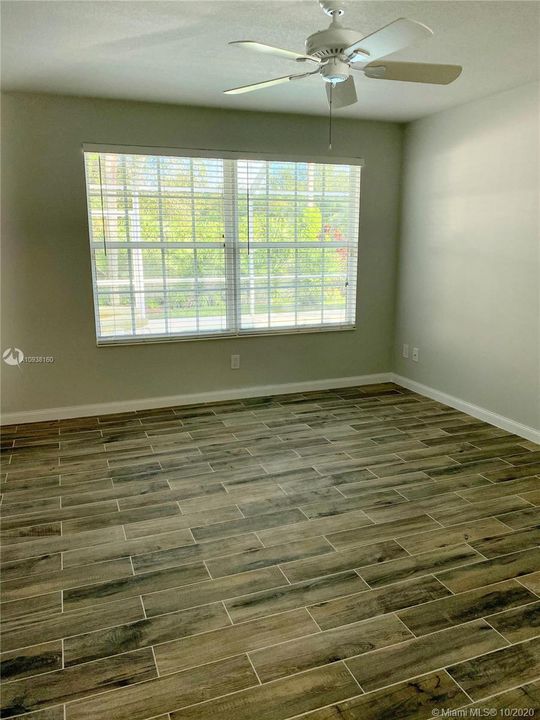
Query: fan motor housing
xmin=305 ymin=24 xmax=364 ymax=60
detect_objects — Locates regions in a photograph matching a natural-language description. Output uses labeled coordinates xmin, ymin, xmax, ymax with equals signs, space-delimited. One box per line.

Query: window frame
xmin=83 ymin=144 xmax=364 ymax=346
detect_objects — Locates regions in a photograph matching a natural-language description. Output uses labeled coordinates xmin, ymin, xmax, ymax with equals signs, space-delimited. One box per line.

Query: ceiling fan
xmin=224 ymin=0 xmax=462 ymax=109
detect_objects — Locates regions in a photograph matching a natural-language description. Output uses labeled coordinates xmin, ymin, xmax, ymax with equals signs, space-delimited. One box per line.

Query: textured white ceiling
xmin=1 ymin=0 xmax=539 ymax=121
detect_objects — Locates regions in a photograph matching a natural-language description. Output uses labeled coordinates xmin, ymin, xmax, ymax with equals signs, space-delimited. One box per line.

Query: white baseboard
xmin=392 ymin=373 xmax=540 ymax=444
xmin=5 ymin=372 xmax=538 ymax=443
xmin=1 ymin=373 xmax=393 ymax=426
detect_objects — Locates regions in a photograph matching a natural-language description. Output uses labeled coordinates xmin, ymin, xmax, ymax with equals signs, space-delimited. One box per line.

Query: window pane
xmin=97 ymin=292 xmax=133 ymax=337
xmin=235 ymin=159 xmax=359 ymax=334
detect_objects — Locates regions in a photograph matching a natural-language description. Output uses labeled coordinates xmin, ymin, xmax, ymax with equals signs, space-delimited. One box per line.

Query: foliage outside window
xmin=84 ymin=149 xmax=361 ymax=344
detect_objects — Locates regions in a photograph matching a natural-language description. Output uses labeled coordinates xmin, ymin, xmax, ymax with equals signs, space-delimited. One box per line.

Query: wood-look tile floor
xmin=1 ymin=383 xmax=539 ymax=719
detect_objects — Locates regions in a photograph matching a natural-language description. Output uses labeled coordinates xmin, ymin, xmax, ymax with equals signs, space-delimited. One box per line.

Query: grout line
xmin=150 ymin=644 xmax=160 ymax=677
xmin=433 ymin=573 xmax=457 ymax=595
xmin=140 ymin=595 xmax=147 ymax=619
xmin=422 ymin=511 xmax=445 ymax=527
xmin=482 ymin=617 xmax=512 ymax=646
xmin=441 ymin=667 xmax=475 ymax=704
xmin=304 ymin=605 xmax=324 ymax=632
xmin=187 ymin=527 xmax=196 ymax=544
xmin=391 ymin=611 xmax=417 ymax=638
xmin=221 ymin=600 xmax=235 ymax=629
xmin=245 ymin=652 xmax=263 ymax=685
xmin=392 ymin=537 xmax=413 ymax=556
xmin=322 ymin=534 xmax=340 ymax=552
xmin=465 ymin=542 xmax=490 ymax=561
xmin=515 ymin=577 xmax=540 ymax=599
xmin=202 ymin=558 xmax=213 ymax=580
xmin=252 ymin=531 xmax=265 ymax=548
xmin=276 ymin=565 xmax=292 ymax=585
xmin=341 ymin=659 xmax=365 ymax=693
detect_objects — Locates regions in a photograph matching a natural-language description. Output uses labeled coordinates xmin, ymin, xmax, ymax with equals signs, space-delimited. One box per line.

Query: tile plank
xmin=0 ymin=557 xmax=134 ymax=602
xmin=396 ymin=518 xmax=512 ymax=555
xmin=309 ymin=576 xmax=451 ymax=630
xmin=169 ymin=662 xmax=360 ymax=720
xmin=64 ymin=655 xmax=258 ymax=720
xmin=326 ymin=515 xmax=441 ymax=551
xmin=462 ymin=679 xmax=540 ymax=713
xmin=205 ymin=536 xmax=333 ymax=579
xmin=347 ymin=619 xmax=507 ymax=692
xmin=154 ymin=608 xmax=318 ymax=675
xmin=436 ymin=548 xmax=540 ymax=593
xmin=447 ymin=637 xmax=540 ymax=700
xmin=1 ymin=640 xmax=63 ymax=682
xmin=487 ymin=600 xmax=540 ymax=643
xmin=1 ymin=596 xmax=144 ymax=653
xmin=470 ymin=525 xmax=540 ymax=559
xmin=64 ymin=602 xmax=230 ymax=666
xmin=299 ymin=671 xmax=468 ymax=720
xmin=226 ymin=570 xmax=368 ymax=623
xmin=63 ymin=561 xmax=210 ymax=611
xmin=398 ymin=579 xmax=537 ymax=636
xmin=143 ymin=567 xmax=287 ymax=618
xmin=250 ymin=613 xmax=412 ymax=682
xmin=358 ymin=544 xmax=482 ymax=588
xmin=1 ymin=648 xmax=157 ymax=718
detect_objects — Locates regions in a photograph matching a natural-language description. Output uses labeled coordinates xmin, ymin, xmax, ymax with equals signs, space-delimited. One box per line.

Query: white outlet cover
xmin=402 ymin=344 xmax=409 ymax=359
xmin=412 ymin=347 xmax=419 ymax=362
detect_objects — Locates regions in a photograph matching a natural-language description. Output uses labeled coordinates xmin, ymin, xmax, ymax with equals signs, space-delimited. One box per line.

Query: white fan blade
xmin=326 ymin=76 xmax=357 ymax=109
xmin=345 ymin=18 xmax=433 ymax=62
xmin=229 ymin=41 xmax=319 ymax=63
xmin=364 ymin=61 xmax=462 ymax=84
xmin=224 ymin=73 xmax=311 ymax=95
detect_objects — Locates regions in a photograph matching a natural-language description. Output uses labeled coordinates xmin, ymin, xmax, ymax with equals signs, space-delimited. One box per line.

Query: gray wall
xmin=1 ymin=93 xmax=403 ymax=414
xmin=394 ymin=82 xmax=540 ymax=430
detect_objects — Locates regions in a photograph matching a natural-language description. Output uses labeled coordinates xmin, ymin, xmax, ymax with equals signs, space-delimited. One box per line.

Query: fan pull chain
xmin=328 ymin=83 xmax=333 ymax=151
xmin=98 ymin=154 xmax=107 ymax=256
xmin=246 ymin=162 xmax=250 ymax=255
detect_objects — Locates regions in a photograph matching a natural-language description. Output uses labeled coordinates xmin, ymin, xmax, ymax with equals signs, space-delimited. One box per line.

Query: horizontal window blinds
xmin=84 ymin=150 xmax=361 ymax=344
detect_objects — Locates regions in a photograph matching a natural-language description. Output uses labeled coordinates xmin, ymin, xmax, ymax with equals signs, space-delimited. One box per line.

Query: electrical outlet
xmin=412 ymin=347 xmax=419 ymax=362
xmin=231 ymin=354 xmax=240 ymax=369
xmin=402 ymin=344 xmax=409 ymax=359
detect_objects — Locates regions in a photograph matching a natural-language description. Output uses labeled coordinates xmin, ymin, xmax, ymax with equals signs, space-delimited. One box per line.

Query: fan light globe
xmin=320 ymin=57 xmax=350 ymax=83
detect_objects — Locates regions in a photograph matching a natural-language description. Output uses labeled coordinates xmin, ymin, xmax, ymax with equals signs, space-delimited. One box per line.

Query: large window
xmin=84 ymin=147 xmax=361 ymax=344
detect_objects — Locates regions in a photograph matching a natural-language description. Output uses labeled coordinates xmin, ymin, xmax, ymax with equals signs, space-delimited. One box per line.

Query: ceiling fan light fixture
xmin=320 ymin=57 xmax=349 ymax=83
